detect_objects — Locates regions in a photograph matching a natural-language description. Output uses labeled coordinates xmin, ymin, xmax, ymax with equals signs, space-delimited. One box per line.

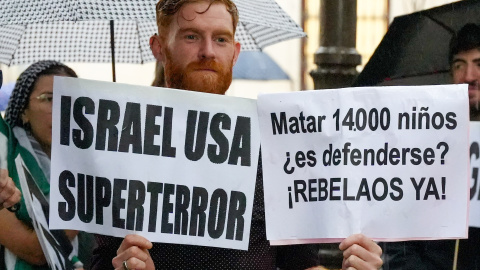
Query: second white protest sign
xmin=257 ymin=85 xmax=469 ymax=243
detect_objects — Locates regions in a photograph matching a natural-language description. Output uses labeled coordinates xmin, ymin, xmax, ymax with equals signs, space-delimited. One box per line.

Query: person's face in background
xmin=452 ymin=48 xmax=480 ymax=116
xmin=21 ymin=74 xmax=67 ymax=157
xmin=152 ymin=1 xmax=240 ymax=95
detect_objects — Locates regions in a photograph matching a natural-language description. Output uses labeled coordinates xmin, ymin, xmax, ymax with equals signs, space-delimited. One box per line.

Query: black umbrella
xmin=353 ymin=0 xmax=480 ymax=87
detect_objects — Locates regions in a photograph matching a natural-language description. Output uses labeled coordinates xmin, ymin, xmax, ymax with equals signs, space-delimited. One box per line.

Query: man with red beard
xmin=154 ymin=0 xmax=239 ymax=95
xmin=91 ymin=1 xmax=383 ymax=269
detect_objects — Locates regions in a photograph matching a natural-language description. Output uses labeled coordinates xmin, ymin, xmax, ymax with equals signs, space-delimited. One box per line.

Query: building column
xmin=310 ymin=0 xmax=361 ymax=267
xmin=310 ymin=0 xmax=361 ymax=89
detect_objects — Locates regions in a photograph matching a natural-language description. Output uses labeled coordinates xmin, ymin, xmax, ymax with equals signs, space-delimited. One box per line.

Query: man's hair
xmin=449 ymin=23 xmax=480 ymax=65
xmin=155 ymin=0 xmax=239 ymax=37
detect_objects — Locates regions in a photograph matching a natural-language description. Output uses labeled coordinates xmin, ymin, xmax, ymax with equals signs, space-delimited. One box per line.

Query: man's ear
xmin=232 ymin=41 xmax=241 ymax=66
xmin=150 ymin=34 xmax=165 ymax=62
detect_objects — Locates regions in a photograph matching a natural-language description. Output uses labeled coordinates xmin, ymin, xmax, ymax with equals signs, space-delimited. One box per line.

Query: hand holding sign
xmin=113 ymin=234 xmax=154 ymax=270
xmin=339 ymin=234 xmax=383 ymax=269
xmin=0 ymin=169 xmax=21 ymax=210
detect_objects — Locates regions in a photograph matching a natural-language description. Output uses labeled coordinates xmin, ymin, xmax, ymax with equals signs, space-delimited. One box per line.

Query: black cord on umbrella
xmin=110 ymin=20 xmax=116 ymax=82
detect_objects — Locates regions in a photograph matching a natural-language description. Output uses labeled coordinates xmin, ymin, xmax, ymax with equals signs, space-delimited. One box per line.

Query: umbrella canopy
xmin=0 ymin=0 xmax=306 ymax=66
xmin=353 ymin=0 xmax=480 ymax=87
xmin=233 ymin=51 xmax=289 ymax=80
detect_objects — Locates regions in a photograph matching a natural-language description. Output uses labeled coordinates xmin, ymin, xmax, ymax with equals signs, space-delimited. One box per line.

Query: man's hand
xmin=0 ymin=169 xmax=21 ymax=210
xmin=113 ymin=234 xmax=155 ymax=270
xmin=339 ymin=234 xmax=383 ymax=270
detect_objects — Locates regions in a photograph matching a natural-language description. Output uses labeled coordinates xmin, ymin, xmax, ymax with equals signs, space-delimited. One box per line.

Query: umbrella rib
xmin=422 ymin=14 xmax=455 ymax=34
xmin=246 ymin=35 xmax=262 ymax=51
xmin=7 ymin=25 xmax=26 ymax=66
xmin=135 ymin=21 xmax=145 ymax=65
xmin=240 ymin=23 xmax=306 ymax=51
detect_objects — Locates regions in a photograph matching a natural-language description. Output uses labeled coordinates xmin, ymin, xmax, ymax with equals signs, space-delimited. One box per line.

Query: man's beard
xmin=469 ymin=82 xmax=480 ymax=121
xmin=163 ymin=49 xmax=233 ymax=95
xmin=471 ymin=102 xmax=480 ymax=121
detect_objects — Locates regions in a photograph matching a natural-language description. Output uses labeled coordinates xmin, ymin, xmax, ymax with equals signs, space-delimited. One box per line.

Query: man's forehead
xmin=174 ymin=1 xmax=233 ymax=27
xmin=454 ymin=48 xmax=480 ymax=60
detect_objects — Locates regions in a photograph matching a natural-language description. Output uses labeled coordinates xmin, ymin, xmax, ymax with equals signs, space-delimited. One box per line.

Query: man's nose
xmin=199 ymin=39 xmax=215 ymax=60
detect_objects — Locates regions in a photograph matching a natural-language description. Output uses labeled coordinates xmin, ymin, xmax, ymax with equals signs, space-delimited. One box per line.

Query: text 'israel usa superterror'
xmin=55 ymin=96 xmax=254 ymax=241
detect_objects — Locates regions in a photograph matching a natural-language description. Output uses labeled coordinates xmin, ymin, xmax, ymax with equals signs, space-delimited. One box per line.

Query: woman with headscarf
xmin=0 ymin=60 xmax=93 ymax=270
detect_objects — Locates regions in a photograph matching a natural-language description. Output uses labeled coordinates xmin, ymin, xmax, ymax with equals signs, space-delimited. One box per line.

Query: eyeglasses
xmin=35 ymin=93 xmax=53 ymax=103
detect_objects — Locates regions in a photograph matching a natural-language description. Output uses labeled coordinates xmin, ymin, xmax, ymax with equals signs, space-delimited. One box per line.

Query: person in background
xmin=383 ymin=23 xmax=480 ymax=270
xmin=451 ymin=23 xmax=480 ymax=120
xmin=90 ymin=1 xmax=383 ymax=269
xmin=0 ymin=60 xmax=94 ymax=270
xmin=450 ymin=22 xmax=480 ymax=269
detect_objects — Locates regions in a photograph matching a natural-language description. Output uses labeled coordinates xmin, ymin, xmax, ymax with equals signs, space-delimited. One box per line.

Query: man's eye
xmin=453 ymin=63 xmax=464 ymax=70
xmin=186 ymin=35 xmax=197 ymax=40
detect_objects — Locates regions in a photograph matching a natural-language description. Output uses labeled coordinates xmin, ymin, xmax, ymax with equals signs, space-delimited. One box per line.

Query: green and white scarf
xmin=0 ymin=114 xmax=51 ymax=270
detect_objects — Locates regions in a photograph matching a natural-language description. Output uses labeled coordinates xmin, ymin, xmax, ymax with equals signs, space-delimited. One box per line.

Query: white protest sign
xmin=257 ymin=85 xmax=469 ymax=244
xmin=469 ymin=121 xmax=480 ymax=228
xmin=50 ymin=77 xmax=260 ymax=250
